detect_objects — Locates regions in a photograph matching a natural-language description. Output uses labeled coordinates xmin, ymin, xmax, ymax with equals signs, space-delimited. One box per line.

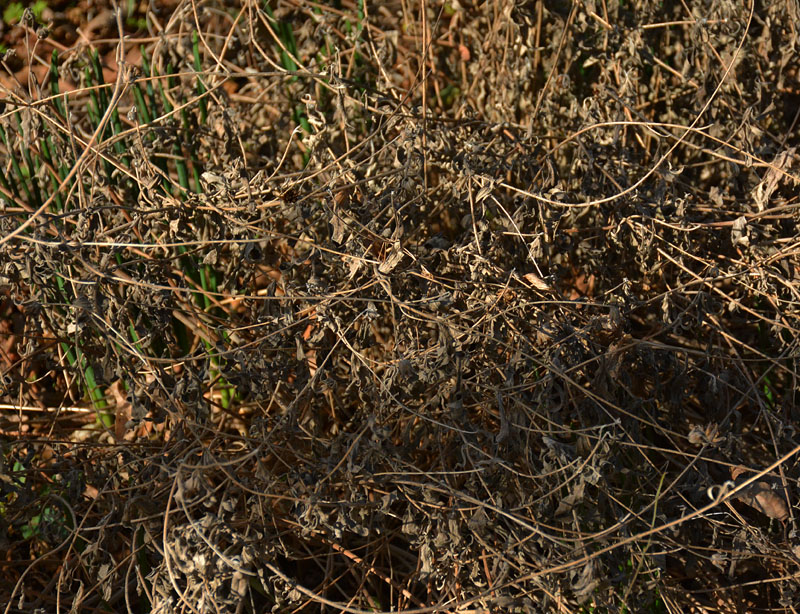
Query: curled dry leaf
xmin=738 ymin=484 xmax=789 ymax=521
xmin=730 ymin=466 xmax=790 ymax=522
xmin=522 ymin=271 xmax=552 ymax=292
xmin=111 ymin=380 xmax=132 ymax=441
xmin=378 ymin=241 xmax=405 ymax=274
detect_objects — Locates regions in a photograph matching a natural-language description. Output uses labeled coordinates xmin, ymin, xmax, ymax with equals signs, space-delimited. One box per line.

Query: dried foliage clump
xmin=1 ymin=0 xmax=800 ymax=612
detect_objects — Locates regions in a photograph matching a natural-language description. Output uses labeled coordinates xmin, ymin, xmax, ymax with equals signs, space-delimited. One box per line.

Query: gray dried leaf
xmin=555 ymin=480 xmax=585 ymax=517
xmin=468 ymin=508 xmax=489 ymax=534
xmin=730 ymin=216 xmax=749 ymax=247
xmin=751 ymin=146 xmax=797 ymax=211
xmin=378 ymin=241 xmax=405 ymax=274
xmin=202 ymin=250 xmax=218 ymax=266
xmin=572 ymin=561 xmax=598 ymax=604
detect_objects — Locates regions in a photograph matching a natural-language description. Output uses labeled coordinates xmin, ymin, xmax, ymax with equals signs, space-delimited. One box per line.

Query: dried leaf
xmin=751 ymin=146 xmax=798 ymax=211
xmin=737 ymin=483 xmax=789 ymax=521
xmin=730 ymin=466 xmax=790 ymax=521
xmin=572 ymin=561 xmax=598 ymax=604
xmin=522 ymin=271 xmax=552 ymax=291
xmin=111 ymin=380 xmax=131 ymax=441
xmin=730 ymin=216 xmax=749 ymax=248
xmin=378 ymin=241 xmax=405 ymax=274
xmin=555 ymin=480 xmax=585 ymax=517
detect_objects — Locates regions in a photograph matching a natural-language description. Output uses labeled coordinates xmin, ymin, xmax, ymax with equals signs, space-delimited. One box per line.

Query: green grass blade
xmin=192 ymin=30 xmax=208 ymax=124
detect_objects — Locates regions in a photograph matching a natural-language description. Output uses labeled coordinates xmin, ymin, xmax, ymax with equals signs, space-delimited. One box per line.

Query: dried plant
xmin=1 ymin=0 xmax=800 ymax=613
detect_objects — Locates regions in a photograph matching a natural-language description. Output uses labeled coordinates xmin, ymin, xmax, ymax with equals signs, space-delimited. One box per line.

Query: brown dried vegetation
xmin=1 ymin=0 xmax=800 ymax=612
